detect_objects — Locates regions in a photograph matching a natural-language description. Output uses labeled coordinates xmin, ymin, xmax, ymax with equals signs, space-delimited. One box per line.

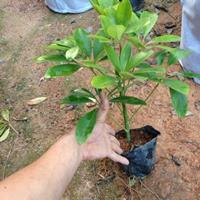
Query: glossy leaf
xmin=74 ymin=29 xmax=92 ymax=57
xmin=107 ymin=25 xmax=126 ymax=40
xmin=152 ymin=35 xmax=181 ymax=43
xmin=105 ymin=46 xmax=120 ymax=72
xmin=0 ymin=128 xmax=10 ymax=142
xmin=82 ymin=61 xmax=108 ymax=74
xmin=111 ymin=96 xmax=146 ymax=105
xmin=76 ymin=109 xmax=98 ymax=144
xmin=155 ymin=51 xmax=167 ymax=65
xmin=125 ymin=12 xmax=140 ymax=34
xmin=133 ymin=67 xmax=166 ymax=74
xmin=120 ymin=42 xmax=132 ymax=71
xmin=163 ymin=79 xmax=189 ymax=95
xmin=116 ymin=0 xmax=132 ymax=26
xmin=91 ymin=75 xmax=117 ymax=89
xmin=1 ymin=110 xmax=9 ymax=122
xmin=36 ymin=55 xmax=67 ymax=63
xmin=170 ymin=89 xmax=188 ymax=118
xmin=45 ymin=64 xmax=80 ymax=78
xmin=98 ymin=0 xmax=114 ymax=8
xmin=140 ymin=11 xmax=158 ymax=37
xmin=126 ymin=51 xmax=154 ymax=71
xmin=48 ymin=44 xmax=69 ymax=51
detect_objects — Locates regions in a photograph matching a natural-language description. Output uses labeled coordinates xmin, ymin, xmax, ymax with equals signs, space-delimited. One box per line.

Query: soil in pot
xmin=116 ymin=126 xmax=160 ymax=177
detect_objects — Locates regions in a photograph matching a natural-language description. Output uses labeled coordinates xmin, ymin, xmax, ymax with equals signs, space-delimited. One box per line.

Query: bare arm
xmin=0 ymin=95 xmax=129 ymax=200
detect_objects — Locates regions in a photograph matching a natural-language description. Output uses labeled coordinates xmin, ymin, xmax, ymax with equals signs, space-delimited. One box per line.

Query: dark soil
xmin=116 ymin=129 xmax=154 ymax=152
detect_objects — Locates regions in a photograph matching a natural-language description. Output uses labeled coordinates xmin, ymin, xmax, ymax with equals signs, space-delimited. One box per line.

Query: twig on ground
xmin=139 ymin=180 xmax=161 ymax=200
xmin=116 ymin=176 xmax=142 ymax=200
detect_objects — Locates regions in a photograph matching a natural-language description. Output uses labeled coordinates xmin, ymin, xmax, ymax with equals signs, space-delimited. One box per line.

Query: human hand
xmin=81 ymin=93 xmax=129 ymax=165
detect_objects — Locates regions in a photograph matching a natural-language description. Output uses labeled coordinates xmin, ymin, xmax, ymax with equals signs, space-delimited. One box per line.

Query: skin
xmin=0 ymin=94 xmax=129 ymax=200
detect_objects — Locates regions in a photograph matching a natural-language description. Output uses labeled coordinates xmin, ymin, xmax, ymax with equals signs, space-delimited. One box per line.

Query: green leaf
xmin=140 ymin=11 xmax=158 ymax=37
xmin=133 ymin=67 xmax=166 ymax=74
xmin=182 ymin=71 xmax=200 ymax=79
xmin=107 ymin=25 xmax=126 ymax=40
xmin=74 ymin=29 xmax=92 ymax=57
xmin=98 ymin=0 xmax=114 ymax=8
xmin=152 ymin=35 xmax=181 ymax=43
xmin=82 ymin=61 xmax=108 ymax=74
xmin=1 ymin=110 xmax=9 ymax=122
xmin=91 ymin=75 xmax=117 ymax=89
xmin=111 ymin=96 xmax=146 ymax=105
xmin=163 ymin=79 xmax=189 ymax=95
xmin=105 ymin=45 xmax=120 ymax=72
xmin=65 ymin=47 xmax=79 ymax=60
xmin=126 ymin=51 xmax=154 ymax=71
xmin=76 ymin=109 xmax=98 ymax=144
xmin=36 ymin=55 xmax=67 ymax=63
xmin=168 ymin=53 xmax=177 ymax=65
xmin=170 ymin=89 xmax=188 ymax=118
xmin=155 ymin=51 xmax=167 ymax=65
xmin=125 ymin=12 xmax=140 ymax=34
xmin=128 ymin=36 xmax=145 ymax=49
xmin=45 ymin=64 xmax=80 ymax=78
xmin=0 ymin=128 xmax=10 ymax=142
xmin=155 ymin=46 xmax=191 ymax=60
xmin=47 ymin=44 xmax=69 ymax=51
xmin=62 ymin=95 xmax=95 ymax=105
xmin=116 ymin=0 xmax=132 ymax=26
xmin=93 ymin=38 xmax=104 ymax=62
xmin=62 ymin=88 xmax=96 ymax=105
xmin=120 ymin=42 xmax=132 ymax=71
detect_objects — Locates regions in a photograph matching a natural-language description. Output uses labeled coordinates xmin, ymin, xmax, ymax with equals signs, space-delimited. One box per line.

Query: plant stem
xmin=122 ymin=103 xmax=131 ymax=142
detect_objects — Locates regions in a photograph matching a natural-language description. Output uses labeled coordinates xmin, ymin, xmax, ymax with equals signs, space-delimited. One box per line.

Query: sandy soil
xmin=0 ymin=1 xmax=200 ymax=200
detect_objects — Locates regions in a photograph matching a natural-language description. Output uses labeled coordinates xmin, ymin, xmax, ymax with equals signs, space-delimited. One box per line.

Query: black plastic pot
xmin=130 ymin=0 xmax=144 ymax=12
xmin=117 ymin=125 xmax=160 ymax=177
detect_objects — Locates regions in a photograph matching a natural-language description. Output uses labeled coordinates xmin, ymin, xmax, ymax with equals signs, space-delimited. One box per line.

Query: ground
xmin=0 ymin=0 xmax=200 ymax=199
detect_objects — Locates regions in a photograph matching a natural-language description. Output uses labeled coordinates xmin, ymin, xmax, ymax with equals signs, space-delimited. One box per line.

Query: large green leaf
xmin=170 ymin=89 xmax=188 ymax=118
xmin=152 ymin=35 xmax=181 ymax=43
xmin=116 ymin=0 xmax=132 ymax=26
xmin=140 ymin=11 xmax=158 ymax=37
xmin=74 ymin=29 xmax=92 ymax=57
xmin=62 ymin=88 xmax=96 ymax=105
xmin=111 ymin=96 xmax=146 ymax=105
xmin=45 ymin=64 xmax=80 ymax=78
xmin=0 ymin=128 xmax=10 ymax=142
xmin=107 ymin=25 xmax=126 ymax=40
xmin=120 ymin=42 xmax=132 ymax=71
xmin=105 ymin=46 xmax=120 ymax=72
xmin=0 ymin=124 xmax=7 ymax=137
xmin=76 ymin=109 xmax=98 ymax=144
xmin=126 ymin=51 xmax=154 ymax=71
xmin=91 ymin=75 xmax=117 ymax=89
xmin=163 ymin=79 xmax=189 ymax=95
xmin=36 ymin=55 xmax=67 ymax=63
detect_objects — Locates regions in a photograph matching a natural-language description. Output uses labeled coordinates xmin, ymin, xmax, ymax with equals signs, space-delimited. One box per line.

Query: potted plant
xmin=37 ymin=0 xmax=200 ymax=177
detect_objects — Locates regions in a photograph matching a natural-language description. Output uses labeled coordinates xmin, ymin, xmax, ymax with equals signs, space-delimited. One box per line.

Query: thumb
xmin=97 ymin=92 xmax=109 ymax=123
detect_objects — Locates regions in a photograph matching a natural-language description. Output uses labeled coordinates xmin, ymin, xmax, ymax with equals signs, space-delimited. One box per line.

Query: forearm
xmin=0 ymin=131 xmax=82 ymax=200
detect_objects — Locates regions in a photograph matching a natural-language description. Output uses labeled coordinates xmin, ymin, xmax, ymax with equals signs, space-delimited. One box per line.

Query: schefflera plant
xmin=37 ymin=0 xmax=200 ymax=144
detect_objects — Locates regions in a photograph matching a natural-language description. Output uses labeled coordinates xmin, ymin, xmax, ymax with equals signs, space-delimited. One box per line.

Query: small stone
xmin=194 ymin=100 xmax=200 ymax=111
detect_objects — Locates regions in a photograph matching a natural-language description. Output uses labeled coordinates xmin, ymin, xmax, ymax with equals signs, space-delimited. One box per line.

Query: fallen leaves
xmin=27 ymin=97 xmax=47 ymax=106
